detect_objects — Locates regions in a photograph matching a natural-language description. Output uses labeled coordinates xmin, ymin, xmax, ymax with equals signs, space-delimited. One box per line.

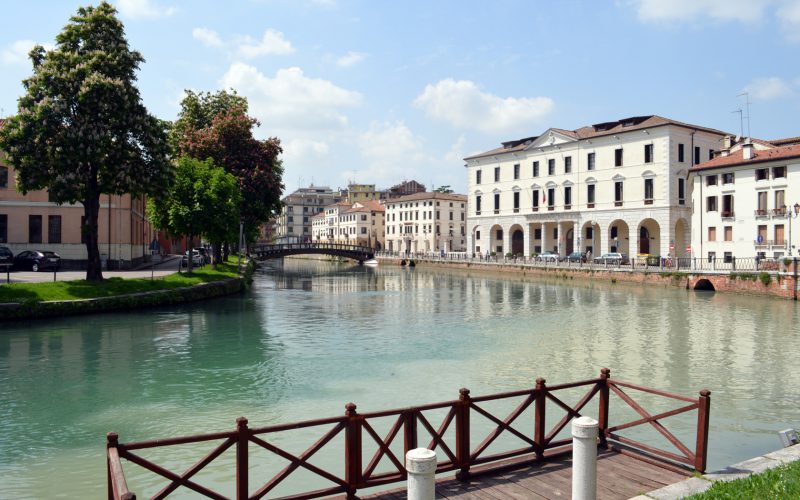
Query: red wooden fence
xmin=107 ymin=368 xmax=710 ymax=499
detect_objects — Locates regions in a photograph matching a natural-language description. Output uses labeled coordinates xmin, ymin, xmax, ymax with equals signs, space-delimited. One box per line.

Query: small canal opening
xmin=694 ymin=279 xmax=716 ymax=291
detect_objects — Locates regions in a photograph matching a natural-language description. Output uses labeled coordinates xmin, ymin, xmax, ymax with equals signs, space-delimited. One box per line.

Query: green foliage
xmin=148 ymin=156 xmax=240 ymax=252
xmin=730 ymin=272 xmax=756 ymax=281
xmin=688 ymin=460 xmax=800 ymax=499
xmin=0 ymin=2 xmax=170 ymax=281
xmin=433 ymin=185 xmax=454 ymax=193
xmin=172 ymin=90 xmax=284 ymax=239
xmin=759 ymin=272 xmax=772 ymax=286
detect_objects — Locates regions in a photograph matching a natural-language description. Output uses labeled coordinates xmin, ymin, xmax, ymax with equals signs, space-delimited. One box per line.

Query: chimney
xmin=742 ymin=140 xmax=753 ymax=160
xmin=723 ymin=135 xmax=732 ymax=149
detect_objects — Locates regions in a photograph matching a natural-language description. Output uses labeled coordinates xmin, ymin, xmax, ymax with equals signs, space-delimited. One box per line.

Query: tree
xmin=0 ymin=2 xmax=170 ymax=281
xmin=148 ymin=156 xmax=240 ymax=270
xmin=434 ymin=185 xmax=454 ymax=193
xmin=172 ymin=90 xmax=284 ymax=251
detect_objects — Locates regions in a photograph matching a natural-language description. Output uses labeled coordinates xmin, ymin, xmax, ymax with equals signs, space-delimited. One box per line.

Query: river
xmin=1 ymin=259 xmax=798 ymax=498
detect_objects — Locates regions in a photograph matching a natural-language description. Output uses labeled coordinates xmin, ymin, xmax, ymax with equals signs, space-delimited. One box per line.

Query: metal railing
xmin=107 ymin=369 xmax=710 ymax=499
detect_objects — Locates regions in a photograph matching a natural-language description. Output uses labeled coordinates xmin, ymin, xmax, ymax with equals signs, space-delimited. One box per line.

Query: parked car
xmin=536 ymin=250 xmax=560 ymax=262
xmin=566 ymin=251 xmax=587 ymax=263
xmin=593 ymin=252 xmax=629 ymax=265
xmin=0 ymin=246 xmax=13 ymax=267
xmin=13 ymin=250 xmax=61 ymax=272
xmin=181 ymin=250 xmax=204 ymax=268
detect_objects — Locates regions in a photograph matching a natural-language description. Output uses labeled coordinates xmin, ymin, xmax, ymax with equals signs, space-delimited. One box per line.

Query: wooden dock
xmin=365 ymin=449 xmax=689 ymax=499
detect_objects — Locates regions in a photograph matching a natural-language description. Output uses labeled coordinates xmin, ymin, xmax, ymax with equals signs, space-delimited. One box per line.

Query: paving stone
xmin=764 ymin=443 xmax=800 ymax=465
xmin=645 ymin=477 xmax=712 ymax=500
xmin=704 ymin=455 xmax=780 ymax=482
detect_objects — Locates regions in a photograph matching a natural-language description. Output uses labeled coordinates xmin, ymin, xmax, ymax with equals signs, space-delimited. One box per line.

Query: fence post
xmin=406 ymin=448 xmax=437 ymax=500
xmin=456 ymin=388 xmax=471 ymax=480
xmin=598 ymin=368 xmax=610 ymax=448
xmin=404 ymin=410 xmax=418 ymax=464
xmin=572 ymin=416 xmax=599 ymax=500
xmin=345 ymin=403 xmax=363 ymax=498
xmin=694 ymin=390 xmax=711 ymax=473
xmin=107 ymin=432 xmax=117 ymax=500
xmin=236 ymin=417 xmax=249 ymax=500
xmin=535 ymin=378 xmax=547 ymax=460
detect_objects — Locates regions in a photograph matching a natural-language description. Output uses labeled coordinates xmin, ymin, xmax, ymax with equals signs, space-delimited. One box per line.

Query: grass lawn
xmin=0 ymin=258 xmax=244 ymax=304
xmin=689 ymin=460 xmax=800 ymax=499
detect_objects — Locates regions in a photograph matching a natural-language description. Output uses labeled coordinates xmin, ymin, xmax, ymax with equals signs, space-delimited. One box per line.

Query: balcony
xmin=754 ymin=238 xmax=771 ymax=247
xmin=773 ymin=239 xmax=786 ymax=246
xmin=772 ymin=207 xmax=787 ymax=217
xmin=721 ymin=211 xmax=734 ymax=218
xmin=754 ymin=209 xmax=768 ymax=218
xmin=644 ymin=199 xmax=653 ymax=205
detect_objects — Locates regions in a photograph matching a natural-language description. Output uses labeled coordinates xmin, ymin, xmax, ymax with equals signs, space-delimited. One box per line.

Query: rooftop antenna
xmin=737 ymin=92 xmax=751 ymax=139
xmin=732 ymin=108 xmax=743 ymax=139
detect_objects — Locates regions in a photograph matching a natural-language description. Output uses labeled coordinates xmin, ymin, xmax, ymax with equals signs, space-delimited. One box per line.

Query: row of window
xmin=286 ymin=205 xmax=326 ymax=213
xmin=475 ymin=179 xmax=686 ymax=214
xmin=388 ymin=201 xmax=462 ymax=210
xmin=388 ymin=211 xmax=464 ymax=222
xmin=754 ymin=189 xmax=787 ymax=215
xmin=707 ymin=224 xmax=786 ymax=245
xmin=0 ymin=214 xmax=65 ymax=244
xmin=705 ymin=195 xmax=735 ymax=217
xmin=476 ymin=144 xmax=714 ymax=184
xmin=387 ymin=225 xmax=465 ymax=236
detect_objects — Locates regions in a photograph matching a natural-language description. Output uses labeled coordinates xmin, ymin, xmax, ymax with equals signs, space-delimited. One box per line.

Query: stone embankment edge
xmin=0 ymin=260 xmax=256 ymax=321
xmin=377 ymin=258 xmax=799 ymax=300
xmin=628 ymin=443 xmax=800 ymax=499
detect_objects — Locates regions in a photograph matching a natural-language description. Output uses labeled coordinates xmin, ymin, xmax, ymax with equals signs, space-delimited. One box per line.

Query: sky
xmin=2 ymin=0 xmax=800 ymax=195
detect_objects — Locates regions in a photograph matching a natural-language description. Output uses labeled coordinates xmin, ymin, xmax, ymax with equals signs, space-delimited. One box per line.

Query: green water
xmin=1 ymin=260 xmax=799 ymax=498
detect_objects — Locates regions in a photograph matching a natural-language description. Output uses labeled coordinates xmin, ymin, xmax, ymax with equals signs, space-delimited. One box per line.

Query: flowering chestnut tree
xmin=0 ymin=2 xmax=170 ymax=281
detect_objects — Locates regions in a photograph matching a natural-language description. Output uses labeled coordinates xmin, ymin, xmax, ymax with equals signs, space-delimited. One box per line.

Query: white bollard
xmin=406 ymin=448 xmax=437 ymax=500
xmin=572 ymin=416 xmax=599 ymax=500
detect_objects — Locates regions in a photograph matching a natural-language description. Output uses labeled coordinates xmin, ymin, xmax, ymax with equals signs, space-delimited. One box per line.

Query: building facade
xmin=386 ymin=180 xmax=426 ymax=199
xmin=0 ymin=157 xmax=153 ymax=269
xmin=690 ymin=137 xmax=800 ymax=261
xmin=384 ymin=192 xmax=467 ymax=254
xmin=275 ymin=185 xmax=341 ymax=243
xmin=465 ymin=116 xmax=727 ymax=258
xmin=312 ymin=200 xmax=385 ymax=249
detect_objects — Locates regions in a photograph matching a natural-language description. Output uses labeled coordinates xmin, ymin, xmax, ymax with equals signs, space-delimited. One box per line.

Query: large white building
xmin=384 ymin=192 xmax=467 ymax=254
xmin=690 ymin=137 xmax=800 ymax=261
xmin=465 ymin=115 xmax=727 ymax=258
xmin=275 ymin=185 xmax=341 ymax=242
xmin=311 ymin=200 xmax=386 ymax=249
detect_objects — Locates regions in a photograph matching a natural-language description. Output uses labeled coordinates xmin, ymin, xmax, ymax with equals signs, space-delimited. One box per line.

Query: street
xmin=1 ymin=255 xmax=182 ymax=284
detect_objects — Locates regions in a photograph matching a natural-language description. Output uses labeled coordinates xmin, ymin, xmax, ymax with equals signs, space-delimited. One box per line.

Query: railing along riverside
xmin=378 ymin=251 xmax=798 ymax=275
xmin=107 ymin=369 xmax=710 ymax=500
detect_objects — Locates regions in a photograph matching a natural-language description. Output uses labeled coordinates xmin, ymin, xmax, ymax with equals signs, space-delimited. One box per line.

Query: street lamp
xmin=786 ymin=203 xmax=800 ymax=255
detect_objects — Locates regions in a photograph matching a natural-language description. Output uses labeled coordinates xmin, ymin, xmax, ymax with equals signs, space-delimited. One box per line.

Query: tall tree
xmin=0 ymin=2 xmax=170 ymax=281
xmin=173 ymin=90 xmax=284 ymax=248
xmin=148 ymin=156 xmax=240 ymax=270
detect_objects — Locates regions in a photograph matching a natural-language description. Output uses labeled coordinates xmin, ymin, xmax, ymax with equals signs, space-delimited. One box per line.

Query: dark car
xmin=13 ymin=250 xmax=61 ymax=272
xmin=566 ymin=251 xmax=587 ymax=263
xmin=0 ymin=246 xmax=13 ymax=267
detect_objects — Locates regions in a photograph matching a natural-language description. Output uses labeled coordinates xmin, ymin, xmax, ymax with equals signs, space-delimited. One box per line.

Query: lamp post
xmin=786 ymin=203 xmax=800 ymax=255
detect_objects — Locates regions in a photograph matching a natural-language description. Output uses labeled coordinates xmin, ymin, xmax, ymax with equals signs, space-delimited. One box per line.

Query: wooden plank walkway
xmin=363 ymin=449 xmax=689 ymax=499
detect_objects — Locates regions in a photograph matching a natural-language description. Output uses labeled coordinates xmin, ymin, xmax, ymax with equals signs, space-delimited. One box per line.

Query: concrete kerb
xmin=630 ymin=443 xmax=800 ymax=499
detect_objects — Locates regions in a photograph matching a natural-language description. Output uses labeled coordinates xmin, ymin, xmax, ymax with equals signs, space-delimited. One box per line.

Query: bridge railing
xmin=107 ymin=368 xmax=710 ymax=499
xmin=254 ymin=243 xmax=376 ymax=254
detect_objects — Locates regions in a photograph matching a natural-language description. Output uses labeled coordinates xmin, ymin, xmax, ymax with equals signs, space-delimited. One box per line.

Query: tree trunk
xmin=84 ymin=195 xmax=104 ymax=282
xmin=212 ymin=241 xmax=223 ymax=268
xmin=223 ymin=242 xmax=230 ymax=261
xmin=187 ymin=234 xmax=194 ymax=274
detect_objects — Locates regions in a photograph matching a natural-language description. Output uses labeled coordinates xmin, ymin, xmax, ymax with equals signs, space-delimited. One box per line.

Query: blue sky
xmin=2 ymin=0 xmax=800 ymax=194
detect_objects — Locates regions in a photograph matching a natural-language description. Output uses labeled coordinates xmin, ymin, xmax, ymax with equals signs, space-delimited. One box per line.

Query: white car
xmin=181 ymin=250 xmax=204 ymax=268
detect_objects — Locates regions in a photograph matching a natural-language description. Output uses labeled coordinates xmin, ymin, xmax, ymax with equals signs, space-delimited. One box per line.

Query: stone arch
xmin=694 ymin=279 xmax=716 ymax=291
xmin=581 ymin=220 xmax=600 ymax=256
xmin=636 ymin=218 xmax=661 ymax=256
xmin=608 ymin=219 xmax=630 ymax=255
xmin=510 ymin=224 xmax=524 ymax=256
xmin=490 ymin=224 xmax=504 ymax=255
xmin=472 ymin=225 xmax=483 ymax=254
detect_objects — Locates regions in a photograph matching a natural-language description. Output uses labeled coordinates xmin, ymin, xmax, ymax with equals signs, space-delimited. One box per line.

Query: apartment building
xmin=275 ymin=185 xmax=341 ymax=243
xmin=311 ymin=200 xmax=385 ymax=248
xmin=465 ymin=115 xmax=727 ymax=258
xmin=386 ymin=180 xmax=426 ymax=199
xmin=0 ymin=157 xmax=153 ymax=269
xmin=690 ymin=137 xmax=800 ymax=261
xmin=384 ymin=192 xmax=467 ymax=254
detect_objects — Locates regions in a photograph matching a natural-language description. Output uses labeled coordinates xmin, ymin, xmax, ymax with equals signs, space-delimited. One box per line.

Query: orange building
xmin=0 ymin=155 xmax=156 ymax=270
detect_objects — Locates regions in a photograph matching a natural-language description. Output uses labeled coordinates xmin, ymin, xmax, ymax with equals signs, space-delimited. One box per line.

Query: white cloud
xmin=192 ymin=27 xmax=223 ymax=48
xmin=628 ymin=0 xmax=771 ymax=23
xmin=1 ymin=40 xmax=41 ymax=65
xmin=336 ymin=51 xmax=366 ymax=68
xmin=744 ymin=77 xmax=794 ymax=100
xmin=778 ymin=1 xmax=800 ymax=41
xmin=414 ymin=79 xmax=554 ymax=134
xmin=236 ymin=30 xmax=295 ymax=59
xmin=359 ymin=121 xmax=430 ymax=185
xmin=283 ymin=138 xmax=331 ymax=163
xmin=220 ymin=63 xmax=361 ymax=132
xmin=444 ymin=135 xmax=467 ymax=165
xmin=115 ymin=0 xmax=176 ymax=20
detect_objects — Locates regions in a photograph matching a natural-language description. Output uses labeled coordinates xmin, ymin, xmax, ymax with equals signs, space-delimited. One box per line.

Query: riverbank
xmin=0 ymin=259 xmax=254 ymax=321
xmin=378 ymin=257 xmax=800 ymax=300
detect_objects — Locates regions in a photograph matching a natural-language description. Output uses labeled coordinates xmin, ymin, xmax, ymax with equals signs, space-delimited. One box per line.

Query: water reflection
xmin=0 ymin=259 xmax=798 ymax=498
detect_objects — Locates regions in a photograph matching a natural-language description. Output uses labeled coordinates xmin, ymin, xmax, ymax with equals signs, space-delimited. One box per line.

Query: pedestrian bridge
xmin=252 ymin=242 xmax=375 ymax=263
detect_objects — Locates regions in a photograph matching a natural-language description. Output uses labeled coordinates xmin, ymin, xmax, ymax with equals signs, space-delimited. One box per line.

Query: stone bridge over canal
xmin=252 ymin=242 xmax=375 ymax=263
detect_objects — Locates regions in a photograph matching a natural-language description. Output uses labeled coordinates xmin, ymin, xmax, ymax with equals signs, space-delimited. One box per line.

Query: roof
xmin=465 ymin=115 xmax=731 ymax=161
xmin=690 ymin=143 xmax=800 ymax=172
xmin=387 ymin=191 xmax=467 ymax=203
xmin=768 ymin=136 xmax=800 ymax=146
xmin=344 ymin=200 xmax=385 ymax=213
